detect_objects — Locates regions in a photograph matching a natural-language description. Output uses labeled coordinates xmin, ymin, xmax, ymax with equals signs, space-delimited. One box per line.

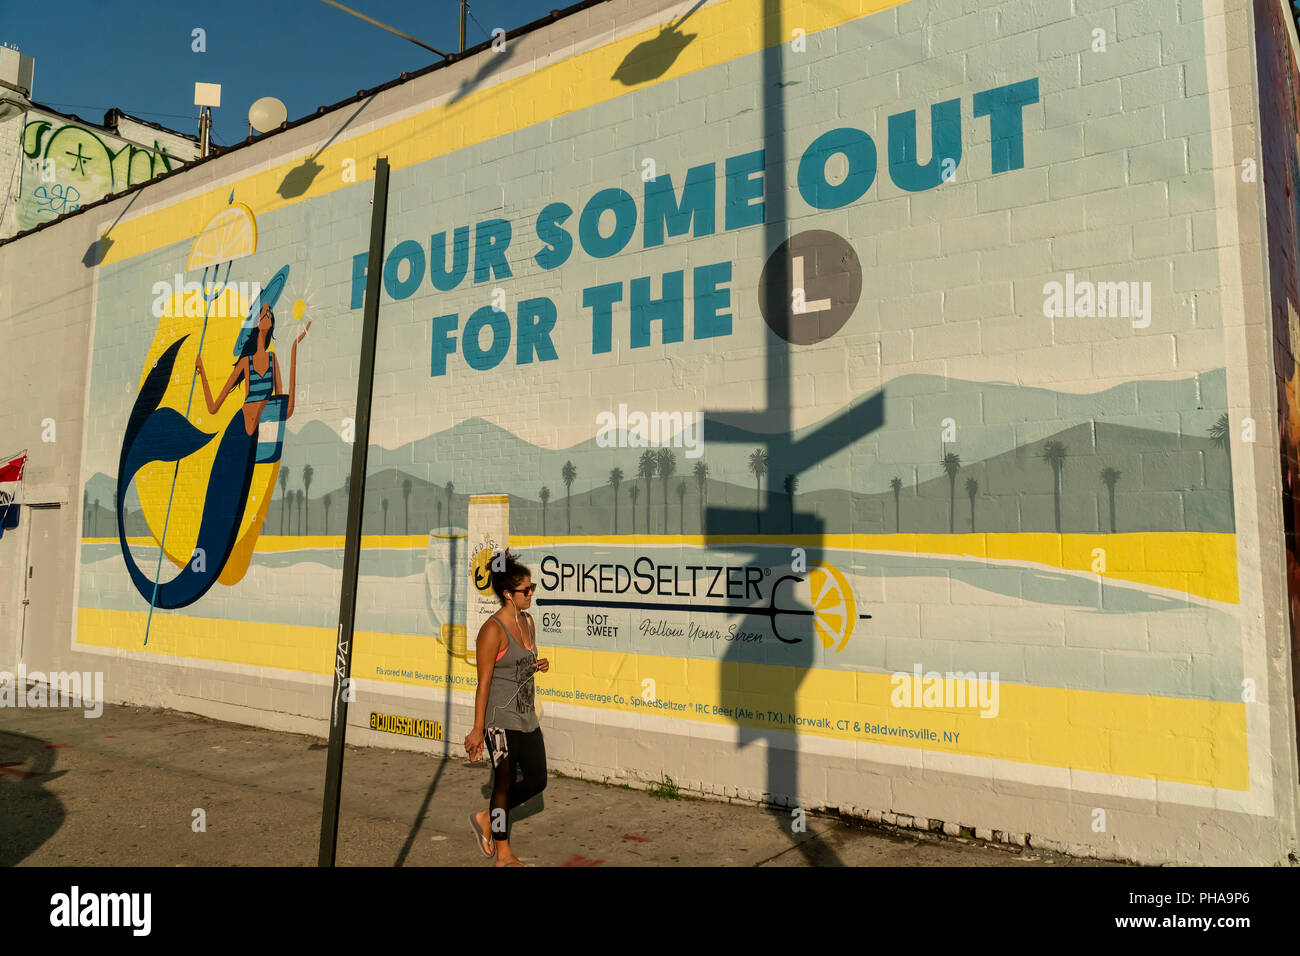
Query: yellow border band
xmin=97 ymin=0 xmax=907 ymax=267
xmin=75 ymin=604 xmax=1248 ymax=790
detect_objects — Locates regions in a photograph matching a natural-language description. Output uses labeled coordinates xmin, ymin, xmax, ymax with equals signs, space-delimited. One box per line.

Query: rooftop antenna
xmin=194 ymin=82 xmax=222 ymax=157
xmin=315 ymin=0 xmax=450 ymax=58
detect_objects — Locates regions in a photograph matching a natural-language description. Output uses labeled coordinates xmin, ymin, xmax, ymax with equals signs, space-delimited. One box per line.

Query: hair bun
xmin=489 ymin=548 xmax=531 ymax=604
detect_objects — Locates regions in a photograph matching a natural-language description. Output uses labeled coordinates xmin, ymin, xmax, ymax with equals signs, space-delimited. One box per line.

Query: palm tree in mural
xmin=748 ymin=447 xmax=768 ymax=532
xmin=402 ymin=477 xmax=412 ymax=534
xmin=83 ymin=489 xmax=89 ymax=534
xmin=1042 ymin=441 xmax=1067 ymax=534
xmin=323 ymin=493 xmax=332 ymax=535
xmin=1099 ymin=467 xmax=1121 ymax=533
xmin=444 ymin=481 xmax=454 ymax=528
xmin=629 ymin=484 xmax=640 ymax=535
xmin=657 ymin=449 xmax=676 ymax=534
xmin=609 ymin=467 xmax=624 ymax=534
xmin=783 ymin=473 xmax=798 ymax=531
xmin=436 ymin=499 xmax=443 ymax=529
xmin=539 ymin=486 xmax=550 ymax=536
xmin=637 ymin=450 xmax=656 ymax=535
xmin=694 ymin=460 xmax=708 ymax=531
xmin=297 ymin=489 xmax=305 ymax=534
xmin=279 ymin=467 xmax=290 ymax=534
xmin=965 ymin=476 xmax=978 ymax=532
xmin=677 ymin=479 xmax=687 ymax=533
xmin=890 ymin=476 xmax=902 ymax=532
xmin=302 ymin=464 xmax=314 ymax=535
xmin=382 ymin=497 xmax=389 ymax=534
xmin=1209 ymin=413 xmax=1235 ymax=521
xmin=942 ymin=453 xmax=961 ymax=533
xmin=561 ymin=461 xmax=576 ymax=534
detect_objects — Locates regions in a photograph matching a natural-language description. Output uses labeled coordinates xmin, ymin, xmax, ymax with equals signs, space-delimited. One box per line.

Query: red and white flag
xmin=0 ymin=451 xmax=27 ymax=484
xmin=0 ymin=452 xmax=26 ymax=528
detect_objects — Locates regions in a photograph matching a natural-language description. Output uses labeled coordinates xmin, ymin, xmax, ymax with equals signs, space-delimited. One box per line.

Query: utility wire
xmin=39 ymin=101 xmax=199 ymax=123
xmin=464 ymin=3 xmax=494 ymax=41
xmin=316 ymin=0 xmax=450 ymax=57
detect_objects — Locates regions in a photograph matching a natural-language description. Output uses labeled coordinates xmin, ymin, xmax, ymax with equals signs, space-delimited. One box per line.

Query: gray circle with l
xmin=758 ymin=229 xmax=862 ymax=345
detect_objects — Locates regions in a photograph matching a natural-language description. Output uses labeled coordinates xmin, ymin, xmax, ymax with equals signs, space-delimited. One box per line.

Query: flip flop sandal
xmin=469 ymin=813 xmax=495 ymax=858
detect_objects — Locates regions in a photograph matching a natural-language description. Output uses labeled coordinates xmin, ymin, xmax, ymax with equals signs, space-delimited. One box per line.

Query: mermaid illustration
xmin=195 ymin=304 xmax=310 ymax=440
xmin=116 ymin=265 xmax=305 ymax=612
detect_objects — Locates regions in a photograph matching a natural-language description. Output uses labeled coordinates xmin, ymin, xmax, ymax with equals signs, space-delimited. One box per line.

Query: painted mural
xmin=18 ymin=116 xmax=179 ymax=230
xmin=73 ymin=0 xmax=1251 ymax=799
xmin=116 ymin=200 xmax=315 ymax=629
xmin=1253 ymin=0 xmax=1300 ymax=779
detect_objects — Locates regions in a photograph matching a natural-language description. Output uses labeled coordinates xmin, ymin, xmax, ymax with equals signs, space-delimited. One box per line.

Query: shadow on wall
xmin=702 ymin=0 xmax=869 ymax=867
xmin=82 ymin=189 xmax=144 ymax=268
xmin=450 ymin=36 xmax=518 ymax=105
xmin=0 ymin=729 xmax=68 ymax=865
xmin=610 ymin=0 xmax=706 ymax=85
xmin=278 ymin=95 xmax=378 ymax=201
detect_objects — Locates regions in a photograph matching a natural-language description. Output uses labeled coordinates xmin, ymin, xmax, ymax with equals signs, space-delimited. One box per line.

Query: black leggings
xmin=485 ymin=727 xmax=547 ymax=842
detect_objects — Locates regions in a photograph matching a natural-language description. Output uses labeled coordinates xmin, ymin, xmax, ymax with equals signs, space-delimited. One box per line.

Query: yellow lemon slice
xmin=808 ymin=562 xmax=857 ymax=653
xmin=186 ymin=202 xmax=258 ymax=272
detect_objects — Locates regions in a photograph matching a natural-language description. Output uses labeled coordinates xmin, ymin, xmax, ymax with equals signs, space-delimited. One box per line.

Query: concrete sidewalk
xmin=1 ymin=702 xmax=1121 ymax=867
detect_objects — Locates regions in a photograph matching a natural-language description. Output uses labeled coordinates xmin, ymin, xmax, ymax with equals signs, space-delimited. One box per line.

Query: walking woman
xmin=465 ymin=550 xmax=550 ymax=866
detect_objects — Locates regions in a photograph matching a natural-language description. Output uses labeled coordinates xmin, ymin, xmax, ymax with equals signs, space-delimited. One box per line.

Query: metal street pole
xmin=459 ymin=0 xmax=467 ymax=53
xmin=319 ymin=156 xmax=390 ymax=867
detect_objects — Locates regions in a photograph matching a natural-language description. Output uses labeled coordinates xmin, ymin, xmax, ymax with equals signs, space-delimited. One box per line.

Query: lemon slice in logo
xmin=186 ymin=202 xmax=258 ymax=272
xmin=808 ymin=562 xmax=857 ymax=653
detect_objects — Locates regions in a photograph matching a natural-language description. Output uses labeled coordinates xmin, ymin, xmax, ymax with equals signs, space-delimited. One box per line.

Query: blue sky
xmin=1 ymin=0 xmax=578 ymax=146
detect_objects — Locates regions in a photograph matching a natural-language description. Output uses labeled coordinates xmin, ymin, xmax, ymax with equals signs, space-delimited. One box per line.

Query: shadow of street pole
xmin=700 ymin=0 xmax=885 ymax=866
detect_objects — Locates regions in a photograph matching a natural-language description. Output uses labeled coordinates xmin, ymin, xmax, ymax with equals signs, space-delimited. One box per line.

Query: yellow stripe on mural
xmin=511 ymin=532 xmax=1241 ymax=604
xmin=82 ymin=530 xmax=1239 ymax=602
xmin=97 ymin=0 xmax=906 ymax=267
xmin=74 ymin=604 xmax=1249 ymax=790
xmin=86 ymin=533 xmax=450 ymax=550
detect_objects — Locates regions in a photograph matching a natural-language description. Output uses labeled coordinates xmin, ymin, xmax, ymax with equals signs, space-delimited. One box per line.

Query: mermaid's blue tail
xmin=116 ymin=337 xmax=258 ymax=609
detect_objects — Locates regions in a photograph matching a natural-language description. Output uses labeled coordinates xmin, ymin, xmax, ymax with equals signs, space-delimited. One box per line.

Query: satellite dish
xmin=248 ymin=96 xmax=287 ymax=133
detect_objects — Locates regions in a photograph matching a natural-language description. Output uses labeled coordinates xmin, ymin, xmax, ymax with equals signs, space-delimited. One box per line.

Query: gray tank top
xmin=484 ymin=611 xmax=539 ymax=733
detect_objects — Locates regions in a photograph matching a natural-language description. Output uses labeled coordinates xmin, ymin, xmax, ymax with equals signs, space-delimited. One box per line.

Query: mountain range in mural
xmin=83 ymin=373 xmax=1237 ymax=538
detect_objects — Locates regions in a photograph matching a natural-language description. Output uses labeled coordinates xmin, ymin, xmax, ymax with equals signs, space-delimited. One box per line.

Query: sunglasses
xmin=510 ymin=585 xmax=537 ymax=596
